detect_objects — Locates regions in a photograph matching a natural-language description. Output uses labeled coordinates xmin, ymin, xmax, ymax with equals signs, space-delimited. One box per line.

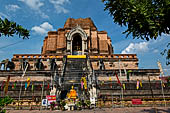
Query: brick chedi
xmin=42 ymin=18 xmax=113 ymax=55
xmin=12 ymin=18 xmax=138 ymax=71
xmin=1 ymin=18 xmax=167 ymax=106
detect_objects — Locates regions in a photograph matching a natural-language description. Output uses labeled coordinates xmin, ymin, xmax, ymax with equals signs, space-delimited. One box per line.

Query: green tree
xmin=102 ymin=0 xmax=170 ymax=64
xmin=0 ymin=96 xmax=13 ymax=113
xmin=0 ymin=18 xmax=29 ymax=39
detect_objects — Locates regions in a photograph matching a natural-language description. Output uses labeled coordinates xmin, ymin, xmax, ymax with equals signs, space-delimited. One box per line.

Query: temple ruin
xmin=0 ymin=18 xmax=169 ymax=108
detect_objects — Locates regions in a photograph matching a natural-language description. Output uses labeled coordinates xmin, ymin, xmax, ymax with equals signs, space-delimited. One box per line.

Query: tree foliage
xmin=0 ymin=18 xmax=29 ymax=39
xmin=103 ymin=0 xmax=170 ymax=40
xmin=103 ymin=0 xmax=170 ymax=64
xmin=0 ymin=96 xmax=13 ymax=113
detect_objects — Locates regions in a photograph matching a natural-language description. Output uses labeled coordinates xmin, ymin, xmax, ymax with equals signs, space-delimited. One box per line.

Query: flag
xmin=27 ymin=77 xmax=30 ymax=88
xmin=109 ymin=77 xmax=112 ymax=81
xmin=25 ymin=82 xmax=27 ymax=90
xmin=81 ymin=81 xmax=84 ymax=90
xmin=14 ymin=82 xmax=16 ymax=89
xmin=155 ymin=81 xmax=159 ymax=88
xmin=80 ymin=77 xmax=84 ymax=90
xmin=32 ymin=83 xmax=34 ymax=92
xmin=162 ymin=83 xmax=165 ymax=87
xmin=123 ymin=83 xmax=125 ymax=90
xmin=136 ymin=80 xmax=139 ymax=90
xmin=81 ymin=77 xmax=87 ymax=90
xmin=38 ymin=84 xmax=41 ymax=90
xmin=1 ymin=81 xmax=5 ymax=90
xmin=140 ymin=80 xmax=142 ymax=87
xmin=12 ymin=81 xmax=16 ymax=89
xmin=12 ymin=83 xmax=14 ymax=89
xmin=4 ymin=76 xmax=10 ymax=95
xmin=109 ymin=76 xmax=112 ymax=88
xmin=47 ymin=83 xmax=50 ymax=90
xmin=84 ymin=77 xmax=87 ymax=90
xmin=115 ymin=73 xmax=122 ymax=87
xmin=127 ymin=70 xmax=132 ymax=82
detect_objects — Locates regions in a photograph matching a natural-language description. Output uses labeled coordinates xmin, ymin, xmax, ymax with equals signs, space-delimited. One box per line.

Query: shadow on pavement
xmin=141 ymin=108 xmax=170 ymax=113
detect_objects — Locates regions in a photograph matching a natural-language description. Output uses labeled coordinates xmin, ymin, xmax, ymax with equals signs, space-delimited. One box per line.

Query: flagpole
xmin=160 ymin=79 xmax=166 ymax=107
xmin=157 ymin=61 xmax=166 ymax=107
xmin=121 ymin=62 xmax=128 ymax=107
xmin=32 ymin=82 xmax=34 ymax=103
xmin=18 ymin=64 xmax=28 ymax=109
xmin=148 ymin=75 xmax=155 ymax=107
xmin=121 ymin=87 xmax=123 ymax=107
xmin=118 ymin=60 xmax=122 ymax=77
xmin=118 ymin=60 xmax=123 ymax=107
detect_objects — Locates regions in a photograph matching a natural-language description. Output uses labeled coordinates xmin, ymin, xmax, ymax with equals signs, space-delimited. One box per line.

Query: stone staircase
xmin=62 ymin=58 xmax=88 ymax=90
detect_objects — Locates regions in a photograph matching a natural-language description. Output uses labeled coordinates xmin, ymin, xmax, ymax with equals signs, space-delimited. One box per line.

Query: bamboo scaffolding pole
xmin=40 ymin=78 xmax=45 ymax=111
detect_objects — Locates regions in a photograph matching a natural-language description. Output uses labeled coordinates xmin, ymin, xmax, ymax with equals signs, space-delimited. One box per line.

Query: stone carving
xmin=34 ymin=59 xmax=44 ymax=70
xmin=49 ymin=59 xmax=57 ymax=71
xmin=0 ymin=59 xmax=15 ymax=70
xmin=20 ymin=59 xmax=30 ymax=71
xmin=0 ymin=59 xmax=9 ymax=70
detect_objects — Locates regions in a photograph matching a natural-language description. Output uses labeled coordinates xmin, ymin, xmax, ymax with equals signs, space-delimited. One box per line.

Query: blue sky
xmin=0 ymin=0 xmax=170 ymax=74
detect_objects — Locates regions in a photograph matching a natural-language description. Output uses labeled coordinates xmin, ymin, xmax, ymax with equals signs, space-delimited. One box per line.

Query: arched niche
xmin=66 ymin=26 xmax=88 ymax=55
xmin=72 ymin=34 xmax=82 ymax=54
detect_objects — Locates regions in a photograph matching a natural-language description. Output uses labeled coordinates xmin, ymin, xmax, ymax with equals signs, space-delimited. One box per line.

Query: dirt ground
xmin=7 ymin=107 xmax=170 ymax=113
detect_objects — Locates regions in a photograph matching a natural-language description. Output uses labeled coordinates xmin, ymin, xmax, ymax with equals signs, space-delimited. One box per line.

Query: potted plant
xmin=60 ymin=100 xmax=66 ymax=111
xmin=50 ymin=102 xmax=55 ymax=111
xmin=76 ymin=101 xmax=82 ymax=110
xmin=85 ymin=100 xmax=91 ymax=109
xmin=0 ymin=96 xmax=13 ymax=113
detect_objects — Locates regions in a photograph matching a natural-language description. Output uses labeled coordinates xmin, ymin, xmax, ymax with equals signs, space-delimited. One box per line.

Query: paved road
xmin=7 ymin=107 xmax=170 ymax=113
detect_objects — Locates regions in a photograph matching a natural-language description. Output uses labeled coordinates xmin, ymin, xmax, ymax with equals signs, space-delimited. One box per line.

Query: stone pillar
xmin=67 ymin=40 xmax=71 ymax=54
xmin=82 ymin=40 xmax=84 ymax=55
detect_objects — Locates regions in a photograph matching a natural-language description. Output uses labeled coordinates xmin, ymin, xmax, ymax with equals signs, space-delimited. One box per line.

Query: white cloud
xmin=31 ymin=22 xmax=55 ymax=35
xmin=18 ymin=0 xmax=49 ymax=18
xmin=121 ymin=42 xmax=149 ymax=54
xmin=5 ymin=4 xmax=20 ymax=12
xmin=18 ymin=0 xmax=44 ymax=10
xmin=40 ymin=12 xmax=49 ymax=19
xmin=40 ymin=22 xmax=53 ymax=30
xmin=49 ymin=0 xmax=69 ymax=13
xmin=153 ymin=49 xmax=159 ymax=53
xmin=50 ymin=0 xmax=70 ymax=5
xmin=31 ymin=26 xmax=47 ymax=35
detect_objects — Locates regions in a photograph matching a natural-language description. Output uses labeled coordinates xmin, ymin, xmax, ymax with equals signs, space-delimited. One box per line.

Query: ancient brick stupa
xmin=1 ymin=18 xmax=168 ymax=106
xmin=12 ymin=18 xmax=139 ymax=70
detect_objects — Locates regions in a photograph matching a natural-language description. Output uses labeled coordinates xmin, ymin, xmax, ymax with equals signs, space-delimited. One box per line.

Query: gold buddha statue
xmin=67 ymin=86 xmax=77 ymax=99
